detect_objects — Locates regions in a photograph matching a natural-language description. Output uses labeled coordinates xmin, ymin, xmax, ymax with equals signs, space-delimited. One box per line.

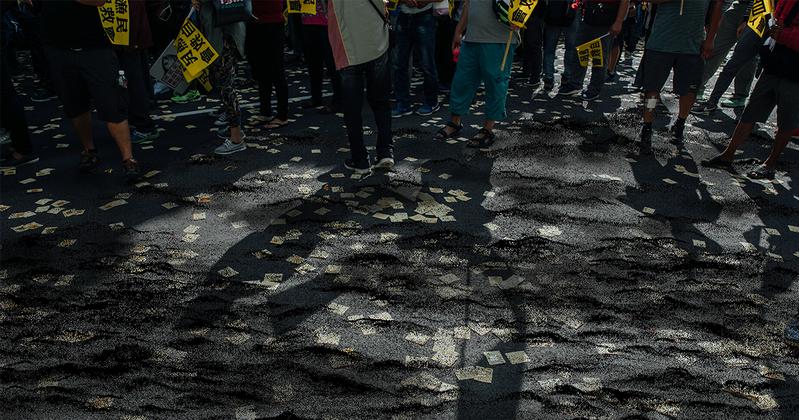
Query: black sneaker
xmin=606 ymin=71 xmax=618 ymax=83
xmin=691 ymin=102 xmax=718 ymax=115
xmin=581 ymin=91 xmax=600 ymax=101
xmin=543 ymin=79 xmax=554 ymax=91
xmin=30 ymin=88 xmax=57 ymax=103
xmin=670 ymin=119 xmax=686 ymax=144
xmin=79 ymin=149 xmax=99 ymax=173
xmin=122 ymin=158 xmax=141 ymax=183
xmin=344 ymin=158 xmax=371 ymax=175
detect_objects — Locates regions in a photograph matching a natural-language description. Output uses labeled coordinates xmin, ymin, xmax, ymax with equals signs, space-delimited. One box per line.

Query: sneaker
xmin=0 ymin=130 xmax=9 ymax=146
xmin=344 ymin=158 xmax=371 ymax=175
xmin=581 ymin=91 xmax=600 ymax=101
xmin=670 ymin=119 xmax=686 ymax=144
xmin=79 ymin=149 xmax=99 ymax=173
xmin=0 ymin=154 xmax=39 ymax=168
xmin=214 ymin=139 xmax=247 ymax=155
xmin=30 ymin=87 xmax=57 ymax=103
xmin=606 ymin=71 xmax=617 ymax=83
xmin=558 ymin=86 xmax=581 ymax=97
xmin=122 ymin=158 xmax=141 ymax=183
xmin=416 ymin=103 xmax=440 ymax=116
xmin=692 ymin=102 xmax=718 ymax=115
xmin=132 ymin=129 xmax=160 ymax=144
xmin=543 ymin=79 xmax=554 ymax=91
xmin=392 ymin=104 xmax=413 ymax=118
xmin=785 ymin=319 xmax=799 ymax=348
xmin=214 ymin=113 xmax=228 ymax=127
xmin=720 ymin=97 xmax=747 ymax=108
xmin=373 ymin=157 xmax=395 ymax=170
xmin=171 ymin=89 xmax=201 ymax=104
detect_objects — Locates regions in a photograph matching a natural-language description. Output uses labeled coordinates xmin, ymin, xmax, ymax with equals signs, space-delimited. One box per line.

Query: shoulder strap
xmin=366 ymin=0 xmax=389 ymax=26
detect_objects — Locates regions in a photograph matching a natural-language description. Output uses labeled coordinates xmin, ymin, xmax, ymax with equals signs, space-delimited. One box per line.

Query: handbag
xmin=210 ymin=0 xmax=256 ymax=27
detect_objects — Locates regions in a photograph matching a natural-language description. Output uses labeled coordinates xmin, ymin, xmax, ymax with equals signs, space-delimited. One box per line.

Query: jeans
xmin=246 ymin=23 xmax=288 ymax=119
xmin=435 ymin=15 xmax=457 ymax=87
xmin=701 ymin=0 xmax=750 ymax=92
xmin=394 ymin=11 xmax=439 ymax=108
xmin=339 ymin=52 xmax=393 ymax=164
xmin=706 ymin=28 xmax=760 ymax=106
xmin=563 ymin=21 xmax=613 ymax=95
xmin=302 ymin=24 xmax=341 ymax=108
xmin=523 ymin=16 xmax=544 ymax=83
xmin=1 ymin=55 xmax=31 ymax=155
xmin=543 ymin=19 xmax=578 ymax=84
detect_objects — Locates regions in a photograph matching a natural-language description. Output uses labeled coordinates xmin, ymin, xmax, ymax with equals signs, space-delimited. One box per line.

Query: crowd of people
xmin=0 ymin=1 xmax=798 ymax=340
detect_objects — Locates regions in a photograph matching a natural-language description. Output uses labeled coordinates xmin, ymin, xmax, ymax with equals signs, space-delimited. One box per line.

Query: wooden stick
xmin=680 ymin=0 xmax=684 ymax=15
xmin=500 ymin=30 xmax=514 ymax=72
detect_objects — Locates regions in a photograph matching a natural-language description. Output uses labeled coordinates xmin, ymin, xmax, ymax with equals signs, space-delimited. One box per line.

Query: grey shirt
xmin=464 ymin=0 xmax=519 ymax=44
xmin=646 ymin=0 xmax=712 ymax=55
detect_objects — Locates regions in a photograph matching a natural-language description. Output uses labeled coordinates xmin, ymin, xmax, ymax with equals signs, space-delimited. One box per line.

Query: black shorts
xmin=45 ymin=46 xmax=127 ymax=123
xmin=641 ymin=50 xmax=704 ymax=96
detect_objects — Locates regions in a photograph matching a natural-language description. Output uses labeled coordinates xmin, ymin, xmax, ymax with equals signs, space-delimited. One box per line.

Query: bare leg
xmin=718 ymin=121 xmax=755 ymax=161
xmin=608 ymin=45 xmax=621 ymax=75
xmin=107 ymin=120 xmax=134 ymax=161
xmin=230 ymin=126 xmax=243 ymax=144
xmin=678 ymin=93 xmax=696 ymax=119
xmin=762 ymin=129 xmax=794 ymax=168
xmin=483 ymin=120 xmax=495 ymax=132
xmin=71 ymin=112 xmax=95 ymax=151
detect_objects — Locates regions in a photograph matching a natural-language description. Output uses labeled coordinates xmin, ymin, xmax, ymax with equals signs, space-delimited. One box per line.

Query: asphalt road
xmin=1 ymin=51 xmax=798 ymax=419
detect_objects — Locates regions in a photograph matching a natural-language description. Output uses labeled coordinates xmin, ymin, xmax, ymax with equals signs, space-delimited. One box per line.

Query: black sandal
xmin=700 ymin=155 xmax=734 ymax=171
xmin=466 ymin=128 xmax=496 ymax=148
xmin=435 ymin=121 xmax=463 ymax=140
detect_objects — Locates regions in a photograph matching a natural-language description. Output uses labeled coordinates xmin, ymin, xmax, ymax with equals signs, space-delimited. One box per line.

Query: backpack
xmin=543 ymin=0 xmax=577 ymax=26
xmin=583 ymin=0 xmax=620 ymax=26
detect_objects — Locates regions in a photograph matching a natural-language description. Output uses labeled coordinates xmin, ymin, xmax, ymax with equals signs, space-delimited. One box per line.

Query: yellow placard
xmin=288 ymin=0 xmax=317 ymax=14
xmin=174 ymin=18 xmax=219 ymax=82
xmin=98 ymin=0 xmax=130 ymax=46
xmin=747 ymin=0 xmax=773 ymax=37
xmin=576 ymin=37 xmax=604 ymax=68
xmin=196 ymin=68 xmax=213 ymax=92
xmin=508 ymin=0 xmax=539 ymax=29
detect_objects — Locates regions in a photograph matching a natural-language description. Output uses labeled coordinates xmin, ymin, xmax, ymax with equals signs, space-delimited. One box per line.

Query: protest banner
xmin=98 ymin=0 xmax=130 ymax=46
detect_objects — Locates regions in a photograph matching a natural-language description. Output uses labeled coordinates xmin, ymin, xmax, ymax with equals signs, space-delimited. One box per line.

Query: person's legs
xmin=542 ymin=25 xmax=561 ymax=84
xmin=339 ymin=64 xmax=368 ymax=165
xmin=247 ymin=23 xmax=272 ymax=117
xmin=560 ymin=20 xmax=590 ymax=93
xmin=699 ymin=4 xmax=744 ymax=92
xmin=366 ymin=52 xmax=393 ymax=160
xmin=413 ymin=13 xmax=439 ymax=107
xmin=1 ymin=56 xmax=33 ymax=158
xmin=448 ymin=41 xmax=483 ymax=122
xmin=218 ymin=39 xmax=242 ymax=142
xmin=706 ymin=29 xmax=762 ymax=107
xmin=271 ymin=24 xmax=290 ymax=121
xmin=479 ymin=42 xmax=515 ymax=128
xmin=522 ymin=16 xmax=544 ymax=85
xmin=117 ymin=48 xmax=155 ymax=133
xmin=303 ymin=25 xmax=325 ymax=106
xmin=584 ymin=24 xmax=614 ymax=97
xmin=393 ymin=12 xmax=413 ymax=111
xmin=731 ymin=56 xmax=758 ymax=101
xmin=562 ymin=18 xmax=578 ymax=84
xmin=71 ymin=112 xmax=96 ymax=152
xmin=435 ymin=15 xmax=456 ymax=89
xmin=318 ymin=25 xmax=341 ymax=110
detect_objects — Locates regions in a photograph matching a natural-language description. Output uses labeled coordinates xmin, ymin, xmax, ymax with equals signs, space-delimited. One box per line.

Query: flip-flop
xmin=435 ymin=121 xmax=463 ymax=140
xmin=466 ymin=128 xmax=496 ymax=148
xmin=265 ymin=118 xmax=289 ymax=130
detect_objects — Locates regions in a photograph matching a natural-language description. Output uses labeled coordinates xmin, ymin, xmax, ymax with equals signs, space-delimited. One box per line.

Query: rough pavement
xmin=1 ymin=52 xmax=798 ymax=419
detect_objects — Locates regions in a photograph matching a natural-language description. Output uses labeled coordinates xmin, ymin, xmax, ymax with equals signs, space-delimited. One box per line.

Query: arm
xmin=702 ymin=0 xmax=723 ymax=59
xmin=452 ymin=0 xmax=468 ymax=51
xmin=610 ymin=0 xmax=630 ymax=35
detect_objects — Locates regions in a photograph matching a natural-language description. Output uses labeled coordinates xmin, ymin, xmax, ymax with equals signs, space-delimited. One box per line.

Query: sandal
xmin=700 ymin=155 xmax=734 ymax=171
xmin=435 ymin=121 xmax=463 ymax=140
xmin=265 ymin=118 xmax=289 ymax=130
xmin=466 ymin=128 xmax=496 ymax=148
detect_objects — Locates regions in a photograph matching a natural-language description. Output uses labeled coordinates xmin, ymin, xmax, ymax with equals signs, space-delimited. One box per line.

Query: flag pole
xmin=500 ymin=29 xmax=514 ymax=72
xmin=680 ymin=0 xmax=684 ymax=15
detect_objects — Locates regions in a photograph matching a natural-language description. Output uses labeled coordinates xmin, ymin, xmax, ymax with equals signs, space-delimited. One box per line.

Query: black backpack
xmin=543 ymin=0 xmax=577 ymax=26
xmin=583 ymin=0 xmax=620 ymax=26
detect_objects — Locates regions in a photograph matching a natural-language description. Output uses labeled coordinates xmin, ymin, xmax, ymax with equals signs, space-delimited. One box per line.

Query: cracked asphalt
xmin=1 ymin=51 xmax=798 ymax=419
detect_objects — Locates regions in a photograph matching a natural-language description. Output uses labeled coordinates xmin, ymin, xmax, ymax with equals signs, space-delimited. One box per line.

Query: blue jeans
xmin=543 ymin=19 xmax=578 ymax=84
xmin=563 ymin=21 xmax=613 ymax=96
xmin=394 ymin=11 xmax=439 ymax=108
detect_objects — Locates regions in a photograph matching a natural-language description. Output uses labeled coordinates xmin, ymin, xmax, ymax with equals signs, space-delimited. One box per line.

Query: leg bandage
xmin=645 ymin=98 xmax=658 ymax=112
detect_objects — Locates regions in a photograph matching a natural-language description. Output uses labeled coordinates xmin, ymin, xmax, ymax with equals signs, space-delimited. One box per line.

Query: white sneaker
xmin=373 ymin=157 xmax=395 ymax=170
xmin=214 ymin=139 xmax=246 ymax=155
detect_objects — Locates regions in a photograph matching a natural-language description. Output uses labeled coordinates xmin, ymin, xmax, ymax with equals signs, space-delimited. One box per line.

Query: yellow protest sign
xmin=196 ymin=69 xmax=213 ymax=92
xmin=508 ymin=0 xmax=539 ymax=29
xmin=576 ymin=36 xmax=605 ymax=67
xmin=174 ymin=17 xmax=219 ymax=81
xmin=98 ymin=0 xmax=130 ymax=46
xmin=388 ymin=0 xmax=399 ymax=11
xmin=747 ymin=0 xmax=773 ymax=37
xmin=287 ymin=0 xmax=317 ymax=14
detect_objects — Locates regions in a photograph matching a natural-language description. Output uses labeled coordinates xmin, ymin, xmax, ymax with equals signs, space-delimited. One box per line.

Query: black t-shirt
xmin=41 ymin=1 xmax=110 ymax=49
